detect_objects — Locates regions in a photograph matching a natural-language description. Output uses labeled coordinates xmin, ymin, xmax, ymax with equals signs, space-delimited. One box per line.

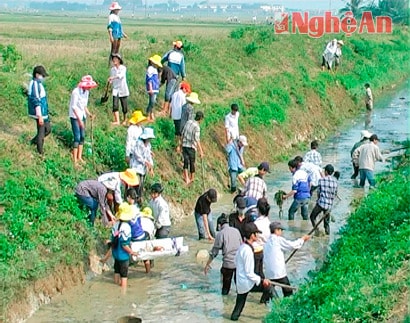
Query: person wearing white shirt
xmin=224 ymin=103 xmax=240 ymax=144
xmin=230 ymin=223 xmax=274 ymax=321
xmin=170 ymin=82 xmax=191 ymax=153
xmin=252 ymin=198 xmax=271 ymax=279
xmin=68 ymin=75 xmax=97 ymax=166
xmin=149 ymin=183 xmax=171 ymax=239
xmin=109 ymin=53 xmax=130 ymax=125
xmin=264 ymin=222 xmax=310 ymax=297
xmin=125 ymin=111 xmax=147 ymax=166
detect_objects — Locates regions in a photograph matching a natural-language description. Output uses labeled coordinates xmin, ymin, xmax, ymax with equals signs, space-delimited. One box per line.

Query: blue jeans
xmin=70 ymin=117 xmax=85 ymax=148
xmin=288 ymin=198 xmax=310 ymax=220
xmin=76 ymin=194 xmax=98 ymax=225
xmin=194 ymin=212 xmax=216 ymax=240
xmin=146 ymin=93 xmax=157 ymax=114
xmin=229 ymin=168 xmax=243 ymax=193
xmin=359 ymin=169 xmax=376 ymax=187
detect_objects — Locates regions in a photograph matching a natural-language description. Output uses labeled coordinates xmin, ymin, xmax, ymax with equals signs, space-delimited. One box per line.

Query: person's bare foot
xmin=111 ymin=121 xmax=120 ymax=125
xmin=121 ymin=120 xmax=127 ymax=126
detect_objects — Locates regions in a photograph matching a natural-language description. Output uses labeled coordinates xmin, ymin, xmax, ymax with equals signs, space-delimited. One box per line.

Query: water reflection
xmin=27 ymin=84 xmax=409 ymax=323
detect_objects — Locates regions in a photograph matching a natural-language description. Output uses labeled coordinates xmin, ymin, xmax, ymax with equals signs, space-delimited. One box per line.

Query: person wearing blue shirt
xmin=161 ymin=40 xmax=186 ymax=80
xmin=107 ymin=2 xmax=128 ymax=57
xmin=28 ymin=65 xmax=51 ymax=155
xmin=283 ymin=159 xmax=311 ymax=220
xmin=226 ymin=135 xmax=248 ymax=193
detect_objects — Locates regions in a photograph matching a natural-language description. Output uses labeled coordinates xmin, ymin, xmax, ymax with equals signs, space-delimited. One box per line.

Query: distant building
xmin=260 ymin=4 xmax=284 ymax=13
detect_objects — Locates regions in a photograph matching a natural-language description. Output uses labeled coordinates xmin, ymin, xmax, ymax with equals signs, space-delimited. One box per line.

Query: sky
xmin=13 ymin=0 xmax=347 ymax=10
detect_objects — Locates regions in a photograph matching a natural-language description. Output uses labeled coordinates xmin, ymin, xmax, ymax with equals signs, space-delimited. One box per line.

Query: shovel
xmin=100 ymin=81 xmax=110 ymax=104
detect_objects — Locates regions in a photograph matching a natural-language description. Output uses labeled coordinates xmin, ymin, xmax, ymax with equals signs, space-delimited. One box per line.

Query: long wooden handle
xmin=285 ymin=213 xmax=328 ymax=264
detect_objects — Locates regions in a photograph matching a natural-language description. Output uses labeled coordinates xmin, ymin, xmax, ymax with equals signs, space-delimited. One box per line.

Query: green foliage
xmin=146 ymin=35 xmax=157 ymax=44
xmin=0 ymin=44 xmax=22 ymax=72
xmin=267 ymin=168 xmax=410 ymax=322
xmin=244 ymin=41 xmax=259 ymax=56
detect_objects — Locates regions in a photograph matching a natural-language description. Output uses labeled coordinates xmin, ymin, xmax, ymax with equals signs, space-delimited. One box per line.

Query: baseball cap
xmin=238 ymin=135 xmax=248 ymax=146
xmin=207 ymin=189 xmax=217 ymax=203
xmin=270 ymin=221 xmax=285 ymax=232
xmin=235 ymin=196 xmax=246 ymax=209
xmin=243 ymin=223 xmax=262 ymax=239
xmin=258 ymin=161 xmax=270 ymax=173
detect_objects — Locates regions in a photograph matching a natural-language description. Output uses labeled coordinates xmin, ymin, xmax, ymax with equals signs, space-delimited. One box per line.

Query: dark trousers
xmin=351 ymin=163 xmax=359 ymax=179
xmin=31 ymin=120 xmax=51 ymax=155
xmin=182 ymin=147 xmax=196 ymax=173
xmin=231 ymin=283 xmax=274 ymax=321
xmin=254 ymin=251 xmax=264 ymax=278
xmin=270 ymin=276 xmax=293 ymax=297
xmin=221 ymin=267 xmax=235 ymax=295
xmin=310 ymin=203 xmax=330 ymax=234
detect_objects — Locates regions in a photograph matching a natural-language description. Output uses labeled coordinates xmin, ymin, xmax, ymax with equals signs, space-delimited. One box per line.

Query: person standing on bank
xmin=107 ymin=2 xmax=127 ymax=57
xmin=149 ymin=183 xmax=171 ymax=239
xmin=28 ymin=65 xmax=51 ymax=155
xmin=204 ymin=213 xmax=242 ymax=295
xmin=352 ymin=134 xmax=384 ymax=188
xmin=350 ymin=130 xmax=372 ymax=180
xmin=309 ymin=164 xmax=338 ymax=236
xmin=125 ymin=110 xmax=147 ymax=167
xmin=264 ymin=222 xmax=310 ymax=297
xmin=130 ymin=127 xmax=155 ymax=196
xmin=230 ymin=223 xmax=275 ymax=321
xmin=68 ymin=75 xmax=97 ymax=166
xmin=224 ymin=103 xmax=240 ymax=144
xmin=109 ymin=53 xmax=129 ymax=125
xmin=145 ymin=55 xmax=162 ymax=122
xmin=159 ymin=65 xmax=178 ymax=116
xmin=181 ymin=110 xmax=204 ymax=185
xmin=226 ymin=135 xmax=248 ymax=193
xmin=170 ymin=82 xmax=191 ymax=153
xmin=194 ymin=188 xmax=218 ymax=241
xmin=161 ymin=40 xmax=186 ymax=81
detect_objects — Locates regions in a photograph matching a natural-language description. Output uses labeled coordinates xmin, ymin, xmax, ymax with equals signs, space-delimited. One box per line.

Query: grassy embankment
xmin=0 ymin=14 xmax=409 ymax=321
xmin=266 ymin=158 xmax=410 ymax=322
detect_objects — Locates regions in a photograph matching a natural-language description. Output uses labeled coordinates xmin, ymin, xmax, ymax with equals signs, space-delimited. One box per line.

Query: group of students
xmin=201 ymin=193 xmax=310 ymax=321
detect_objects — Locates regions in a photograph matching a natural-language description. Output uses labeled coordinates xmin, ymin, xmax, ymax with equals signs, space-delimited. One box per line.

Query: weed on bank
xmin=266 ymin=162 xmax=410 ymax=322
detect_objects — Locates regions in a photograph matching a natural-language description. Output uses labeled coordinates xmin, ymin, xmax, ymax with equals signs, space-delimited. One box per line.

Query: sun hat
xmin=141 ymin=207 xmax=154 ymax=220
xmin=33 ymin=65 xmax=49 ymax=77
xmin=186 ymin=92 xmax=201 ymax=104
xmin=129 ymin=110 xmax=147 ymax=125
xmin=243 ymin=223 xmax=262 ymax=239
xmin=111 ymin=53 xmax=123 ymax=64
xmin=115 ymin=202 xmax=134 ymax=221
xmin=337 ymin=40 xmax=344 ymax=46
xmin=258 ymin=161 xmax=270 ymax=173
xmin=78 ymin=75 xmax=98 ymax=89
xmin=332 ymin=38 xmax=337 ymax=42
xmin=109 ymin=1 xmax=122 ymax=10
xmin=119 ymin=169 xmax=139 ymax=186
xmin=173 ymin=40 xmax=183 ymax=49
xmin=207 ymin=188 xmax=217 ymax=203
xmin=270 ymin=221 xmax=285 ymax=232
xmin=180 ymin=81 xmax=191 ymax=93
xmin=150 ymin=183 xmax=164 ymax=194
xmin=324 ymin=164 xmax=335 ymax=175
xmin=148 ymin=55 xmax=163 ymax=68
xmin=140 ymin=127 xmax=155 ymax=140
xmin=238 ymin=135 xmax=248 ymax=146
xmin=360 ymin=130 xmax=372 ymax=140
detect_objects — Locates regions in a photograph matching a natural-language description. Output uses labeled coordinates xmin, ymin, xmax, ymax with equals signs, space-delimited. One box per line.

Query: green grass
xmin=266 ymin=161 xmax=410 ymax=322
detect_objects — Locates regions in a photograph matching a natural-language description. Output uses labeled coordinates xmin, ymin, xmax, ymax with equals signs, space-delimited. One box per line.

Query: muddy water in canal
xmin=27 ymin=84 xmax=409 ymax=323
